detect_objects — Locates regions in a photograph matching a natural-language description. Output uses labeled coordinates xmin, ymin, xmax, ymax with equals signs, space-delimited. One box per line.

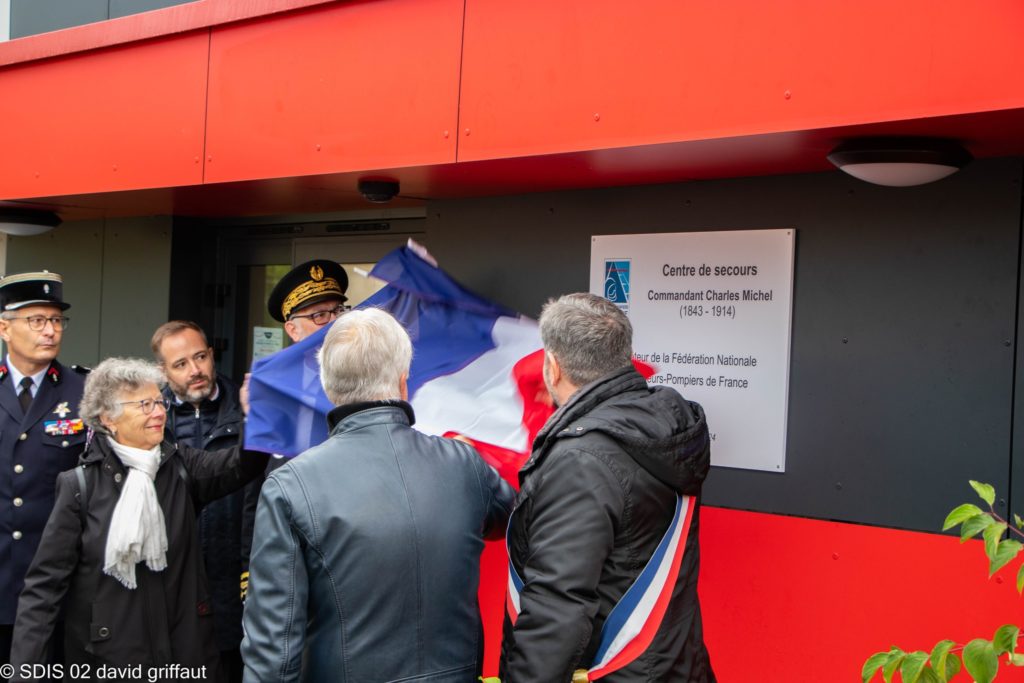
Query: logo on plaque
xmin=604 ymin=260 xmax=631 ymax=312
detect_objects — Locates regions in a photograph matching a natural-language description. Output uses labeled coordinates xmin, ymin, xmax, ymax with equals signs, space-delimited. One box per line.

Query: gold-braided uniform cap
xmin=267 ymin=260 xmax=348 ymax=322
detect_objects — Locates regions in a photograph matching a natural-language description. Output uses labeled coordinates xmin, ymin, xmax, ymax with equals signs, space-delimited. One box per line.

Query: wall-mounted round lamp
xmin=0 ymin=208 xmax=61 ymax=236
xmin=827 ymin=137 xmax=972 ymax=187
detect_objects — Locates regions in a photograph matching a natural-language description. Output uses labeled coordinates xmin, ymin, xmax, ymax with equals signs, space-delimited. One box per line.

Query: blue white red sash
xmin=505 ymin=493 xmax=695 ymax=680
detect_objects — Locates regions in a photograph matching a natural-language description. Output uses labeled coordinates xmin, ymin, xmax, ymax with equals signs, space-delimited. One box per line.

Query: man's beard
xmin=171 ymin=373 xmax=214 ymax=404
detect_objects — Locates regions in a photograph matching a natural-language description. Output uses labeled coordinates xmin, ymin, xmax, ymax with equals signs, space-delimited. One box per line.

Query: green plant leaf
xmin=1018 ymin=564 xmax=1024 ymax=594
xmin=941 ymin=652 xmax=962 ymax=681
xmin=993 ymin=624 xmax=1020 ymax=655
xmin=863 ymin=652 xmax=890 ymax=682
xmin=883 ymin=648 xmax=906 ymax=683
xmin=917 ymin=667 xmax=942 ymax=683
xmin=991 ymin=539 xmax=1024 ymax=576
xmin=984 ymin=522 xmax=1009 ymax=560
xmin=962 ymin=513 xmax=996 ymax=542
xmin=963 ymin=638 xmax=999 ymax=683
xmin=971 ymin=480 xmax=997 ymax=506
xmin=1016 ymin=513 xmax=1024 ymax=530
xmin=1010 ymin=652 xmax=1024 ymax=666
xmin=900 ymin=651 xmax=929 ymax=683
xmin=945 ymin=652 xmax=962 ymax=680
xmin=929 ymin=640 xmax=957 ymax=679
xmin=944 ymin=504 xmax=985 ymax=530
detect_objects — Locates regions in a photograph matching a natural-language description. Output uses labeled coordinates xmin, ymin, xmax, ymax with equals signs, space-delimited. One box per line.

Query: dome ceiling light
xmin=0 ymin=208 xmax=62 ymax=236
xmin=827 ymin=137 xmax=972 ymax=187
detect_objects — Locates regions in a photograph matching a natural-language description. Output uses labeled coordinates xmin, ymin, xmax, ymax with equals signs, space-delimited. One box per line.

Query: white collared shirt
xmin=5 ymin=358 xmax=47 ymax=401
xmin=6 ymin=355 xmax=47 ymax=399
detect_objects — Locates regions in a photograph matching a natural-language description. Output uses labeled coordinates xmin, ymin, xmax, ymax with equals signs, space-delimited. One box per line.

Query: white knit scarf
xmin=103 ymin=437 xmax=169 ymax=589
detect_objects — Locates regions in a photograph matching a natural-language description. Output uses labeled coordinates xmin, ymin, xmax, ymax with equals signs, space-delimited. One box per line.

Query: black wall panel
xmin=1010 ymin=167 xmax=1024 ymax=537
xmin=423 ymin=158 xmax=1024 ymax=533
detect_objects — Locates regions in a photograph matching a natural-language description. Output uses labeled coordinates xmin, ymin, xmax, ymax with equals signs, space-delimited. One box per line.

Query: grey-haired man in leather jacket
xmin=241 ymin=308 xmax=515 ymax=683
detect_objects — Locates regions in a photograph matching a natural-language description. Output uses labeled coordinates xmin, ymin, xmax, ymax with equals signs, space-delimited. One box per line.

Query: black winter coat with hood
xmin=9 ymin=435 xmax=267 ymax=681
xmin=500 ymin=366 xmax=715 ymax=683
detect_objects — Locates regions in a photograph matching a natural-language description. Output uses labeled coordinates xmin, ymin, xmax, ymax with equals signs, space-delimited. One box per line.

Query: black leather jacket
xmin=163 ymin=375 xmax=256 ymax=652
xmin=500 ymin=367 xmax=715 ymax=683
xmin=241 ymin=401 xmax=515 ymax=683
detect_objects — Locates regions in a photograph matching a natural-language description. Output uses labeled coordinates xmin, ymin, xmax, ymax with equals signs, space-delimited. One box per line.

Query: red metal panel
xmin=699 ymin=507 xmax=1024 ymax=681
xmin=204 ymin=0 xmax=463 ymax=184
xmin=477 ymin=505 xmax=1024 ymax=680
xmin=0 ymin=33 xmax=208 ymax=200
xmin=458 ymin=0 xmax=1024 ymax=161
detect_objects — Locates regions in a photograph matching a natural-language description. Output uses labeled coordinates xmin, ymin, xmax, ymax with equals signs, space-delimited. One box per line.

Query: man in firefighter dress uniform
xmin=0 ymin=272 xmax=86 ymax=672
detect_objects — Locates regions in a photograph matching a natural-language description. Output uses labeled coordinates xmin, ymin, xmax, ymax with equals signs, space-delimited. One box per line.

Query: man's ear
xmin=546 ymin=352 xmax=562 ymax=386
xmin=0 ymin=319 xmax=9 ymax=343
xmin=283 ymin=320 xmax=301 ymax=343
xmin=399 ymin=373 xmax=409 ymax=402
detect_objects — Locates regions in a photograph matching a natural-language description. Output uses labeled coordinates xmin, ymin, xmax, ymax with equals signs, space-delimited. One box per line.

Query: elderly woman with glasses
xmin=9 ymin=357 xmax=268 ymax=681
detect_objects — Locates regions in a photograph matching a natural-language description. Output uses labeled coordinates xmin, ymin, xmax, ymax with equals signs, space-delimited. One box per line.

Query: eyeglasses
xmin=6 ymin=315 xmax=70 ymax=331
xmin=118 ymin=397 xmax=170 ymax=414
xmin=288 ymin=304 xmax=351 ymax=326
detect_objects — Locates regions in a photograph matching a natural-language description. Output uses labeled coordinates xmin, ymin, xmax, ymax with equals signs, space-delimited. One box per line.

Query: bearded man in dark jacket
xmin=500 ymin=293 xmax=715 ymax=683
xmin=152 ymin=321 xmax=255 ymax=683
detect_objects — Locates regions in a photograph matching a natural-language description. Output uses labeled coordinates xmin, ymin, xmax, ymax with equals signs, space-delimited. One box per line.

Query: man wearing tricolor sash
xmin=499 ymin=294 xmax=715 ymax=682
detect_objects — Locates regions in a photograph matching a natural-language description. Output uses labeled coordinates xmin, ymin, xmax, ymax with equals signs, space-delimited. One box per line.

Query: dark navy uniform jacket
xmin=0 ymin=360 xmax=86 ymax=625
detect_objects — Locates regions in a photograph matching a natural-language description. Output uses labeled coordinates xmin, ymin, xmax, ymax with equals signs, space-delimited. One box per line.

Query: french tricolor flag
xmin=245 ymin=240 xmax=551 ymax=474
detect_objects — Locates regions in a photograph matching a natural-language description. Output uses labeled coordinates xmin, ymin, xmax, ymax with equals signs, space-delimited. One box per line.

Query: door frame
xmin=213 ymin=216 xmax=427 ymax=378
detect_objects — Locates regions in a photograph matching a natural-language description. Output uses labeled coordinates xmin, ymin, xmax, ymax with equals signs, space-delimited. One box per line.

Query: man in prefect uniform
xmin=263 ymin=260 xmax=350 ymax=474
xmin=267 ymin=259 xmax=350 ymax=343
xmin=500 ymin=293 xmax=715 ymax=683
xmin=0 ymin=272 xmax=86 ymax=668
xmin=152 ymin=320 xmax=252 ymax=683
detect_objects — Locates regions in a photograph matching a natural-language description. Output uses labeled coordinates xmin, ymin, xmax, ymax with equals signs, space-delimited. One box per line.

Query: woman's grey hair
xmin=79 ymin=357 xmax=166 ymax=433
xmin=539 ymin=293 xmax=633 ymax=387
xmin=317 ymin=308 xmax=412 ymax=405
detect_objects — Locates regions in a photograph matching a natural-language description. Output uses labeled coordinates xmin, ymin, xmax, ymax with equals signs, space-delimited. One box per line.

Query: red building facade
xmin=3 ymin=1 xmax=1024 ymax=679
